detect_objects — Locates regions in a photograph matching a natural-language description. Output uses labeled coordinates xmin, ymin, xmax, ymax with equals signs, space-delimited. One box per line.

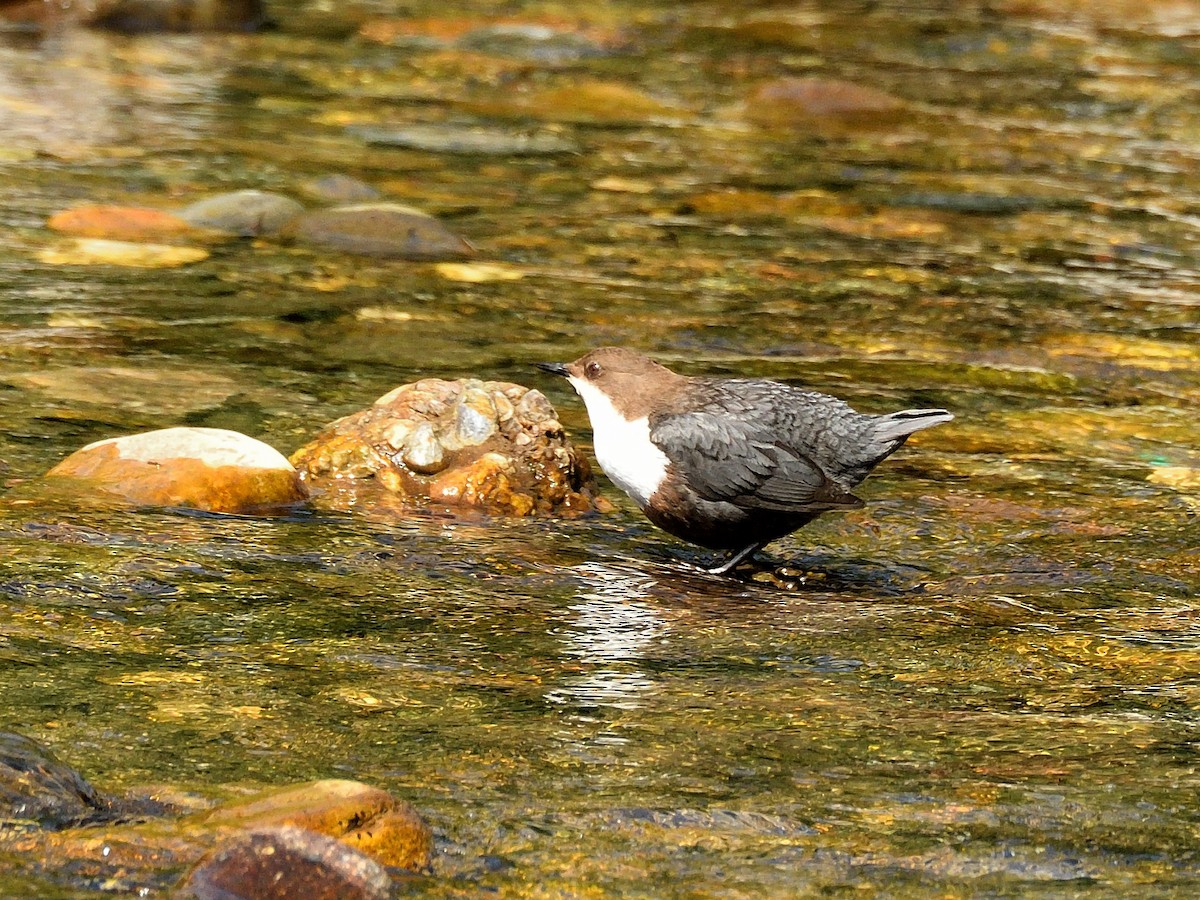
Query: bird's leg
xmin=704 ymin=542 xmax=765 ymax=576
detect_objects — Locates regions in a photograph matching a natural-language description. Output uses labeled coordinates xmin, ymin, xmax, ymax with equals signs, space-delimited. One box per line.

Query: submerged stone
xmin=349 ymin=123 xmax=578 ymax=156
xmin=180 ymin=190 xmax=304 ymax=237
xmin=3 ymin=778 xmax=432 ymax=894
xmin=180 ymin=826 xmax=393 ymax=900
xmin=290 ymin=378 xmax=601 ymax=517
xmin=36 ymin=238 xmax=209 ymax=268
xmin=187 ymin=780 xmax=432 ymax=872
xmin=459 ymin=23 xmax=610 ymax=63
xmin=285 ymin=202 xmax=474 ymax=260
xmin=742 ymin=77 xmax=905 ymax=127
xmin=434 ymin=261 xmax=525 ymax=282
xmin=46 ymin=427 xmax=308 ymax=514
xmin=0 ymin=733 xmax=106 ymax=831
xmin=46 ymin=205 xmax=199 ymax=242
xmin=479 ymin=80 xmax=683 ymax=125
xmin=298 ymin=174 xmax=381 ymax=203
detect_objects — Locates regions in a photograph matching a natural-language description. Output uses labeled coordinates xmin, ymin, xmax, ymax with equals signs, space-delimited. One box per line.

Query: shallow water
xmin=1 ymin=0 xmax=1199 ymax=896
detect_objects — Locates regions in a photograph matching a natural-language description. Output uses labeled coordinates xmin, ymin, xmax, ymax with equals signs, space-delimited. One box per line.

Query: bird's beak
xmin=536 ymin=362 xmax=570 ymax=377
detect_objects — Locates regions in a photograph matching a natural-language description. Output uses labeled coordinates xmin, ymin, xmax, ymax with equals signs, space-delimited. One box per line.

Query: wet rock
xmin=179 ymin=190 xmax=304 ymax=237
xmin=46 ymin=205 xmax=200 ymax=242
xmin=284 ymin=202 xmax=474 ymax=260
xmin=186 ymin=779 xmax=432 ymax=872
xmin=0 ymin=733 xmax=106 ymax=830
xmin=349 ymin=123 xmax=578 ymax=156
xmin=179 ymin=826 xmax=393 ymax=900
xmin=494 ymin=80 xmax=683 ymax=125
xmin=459 ymin=23 xmax=610 ymax=63
xmin=291 ymin=379 xmax=601 ymax=517
xmin=4 ymin=779 xmax=432 ymax=893
xmin=46 ymin=427 xmax=308 ymax=515
xmin=741 ymin=77 xmax=905 ymax=127
xmin=434 ymin=261 xmax=525 ymax=282
xmin=36 ymin=238 xmax=209 ymax=268
xmin=298 ymin=174 xmax=381 ymax=204
xmin=9 ymin=365 xmax=241 ymax=417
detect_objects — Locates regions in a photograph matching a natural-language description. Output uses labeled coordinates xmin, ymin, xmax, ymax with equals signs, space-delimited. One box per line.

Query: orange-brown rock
xmin=46 ymin=205 xmax=199 ymax=242
xmin=186 ymin=779 xmax=432 ymax=872
xmin=1 ymin=779 xmax=433 ymax=892
xmin=46 ymin=427 xmax=307 ymax=514
xmin=291 ymin=379 xmax=601 ymax=517
xmin=742 ymin=77 xmax=905 ymax=127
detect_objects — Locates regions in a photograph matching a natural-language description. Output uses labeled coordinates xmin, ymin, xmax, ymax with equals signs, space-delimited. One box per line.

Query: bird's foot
xmin=702 ymin=543 xmax=765 ymax=577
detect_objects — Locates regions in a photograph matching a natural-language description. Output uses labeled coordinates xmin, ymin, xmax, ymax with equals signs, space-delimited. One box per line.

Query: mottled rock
xmin=36 ymin=238 xmax=209 ymax=268
xmin=291 ymin=379 xmax=601 ymax=516
xmin=742 ymin=77 xmax=905 ymax=127
xmin=187 ymin=779 xmax=432 ymax=872
xmin=180 ymin=190 xmax=304 ymax=237
xmin=284 ymin=202 xmax=474 ymax=260
xmin=179 ymin=826 xmax=393 ymax=900
xmin=298 ymin=174 xmax=381 ymax=203
xmin=349 ymin=123 xmax=578 ymax=156
xmin=46 ymin=427 xmax=307 ymax=514
xmin=0 ymin=733 xmax=106 ymax=830
xmin=46 ymin=205 xmax=199 ymax=242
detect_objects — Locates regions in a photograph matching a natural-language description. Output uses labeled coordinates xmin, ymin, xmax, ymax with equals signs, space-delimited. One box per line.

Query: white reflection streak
xmin=547 ymin=562 xmax=668 ymax=715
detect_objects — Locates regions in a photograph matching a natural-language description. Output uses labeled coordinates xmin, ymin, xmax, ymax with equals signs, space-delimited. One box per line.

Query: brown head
xmin=537 ymin=347 xmax=687 ymax=421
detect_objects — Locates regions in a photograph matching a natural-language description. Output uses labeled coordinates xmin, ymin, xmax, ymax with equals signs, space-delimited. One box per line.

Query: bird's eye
xmin=585 ymin=361 xmax=602 ymax=379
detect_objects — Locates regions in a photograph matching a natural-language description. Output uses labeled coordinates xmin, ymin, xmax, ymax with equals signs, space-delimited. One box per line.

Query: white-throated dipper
xmin=538 ymin=347 xmax=953 ymax=574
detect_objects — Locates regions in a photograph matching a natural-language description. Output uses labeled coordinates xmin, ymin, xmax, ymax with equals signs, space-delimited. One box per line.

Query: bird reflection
xmin=546 ymin=562 xmax=668 ymax=723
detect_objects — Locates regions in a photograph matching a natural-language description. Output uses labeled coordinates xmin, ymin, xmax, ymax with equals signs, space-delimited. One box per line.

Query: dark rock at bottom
xmin=179 ymin=825 xmax=393 ymax=900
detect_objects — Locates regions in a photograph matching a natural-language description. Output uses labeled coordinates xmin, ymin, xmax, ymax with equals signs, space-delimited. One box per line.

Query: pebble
xmin=46 ymin=204 xmax=198 ymax=242
xmin=36 ymin=238 xmax=209 ymax=268
xmin=349 ymin=123 xmax=578 ymax=156
xmin=298 ymin=174 xmax=381 ymax=203
xmin=742 ymin=77 xmax=905 ymax=126
xmin=284 ymin=202 xmax=474 ymax=260
xmin=180 ymin=190 xmax=305 ymax=236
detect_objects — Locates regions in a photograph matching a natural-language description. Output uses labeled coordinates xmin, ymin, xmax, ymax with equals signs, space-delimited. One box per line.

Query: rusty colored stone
xmin=46 ymin=427 xmax=307 ymax=515
xmin=46 ymin=205 xmax=200 ymax=242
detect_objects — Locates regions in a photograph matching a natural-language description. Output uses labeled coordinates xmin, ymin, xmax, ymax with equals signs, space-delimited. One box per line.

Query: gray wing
xmin=650 ymin=384 xmax=863 ymax=513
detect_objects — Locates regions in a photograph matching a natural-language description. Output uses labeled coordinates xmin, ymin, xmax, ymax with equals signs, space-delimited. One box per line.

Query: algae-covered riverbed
xmin=1 ymin=0 xmax=1199 ymax=896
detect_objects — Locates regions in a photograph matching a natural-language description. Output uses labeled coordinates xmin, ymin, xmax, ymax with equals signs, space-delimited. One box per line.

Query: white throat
xmin=568 ymin=377 xmax=669 ymax=508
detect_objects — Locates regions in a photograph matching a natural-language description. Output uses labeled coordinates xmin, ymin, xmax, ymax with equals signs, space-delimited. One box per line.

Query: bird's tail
xmin=873 ymin=408 xmax=954 ymax=445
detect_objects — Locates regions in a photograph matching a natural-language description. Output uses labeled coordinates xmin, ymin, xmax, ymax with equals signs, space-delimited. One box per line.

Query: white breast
xmin=568 ymin=378 xmax=669 ymax=508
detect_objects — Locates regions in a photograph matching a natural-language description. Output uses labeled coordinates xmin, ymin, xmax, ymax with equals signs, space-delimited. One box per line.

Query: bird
xmin=538 ymin=347 xmax=952 ymax=575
